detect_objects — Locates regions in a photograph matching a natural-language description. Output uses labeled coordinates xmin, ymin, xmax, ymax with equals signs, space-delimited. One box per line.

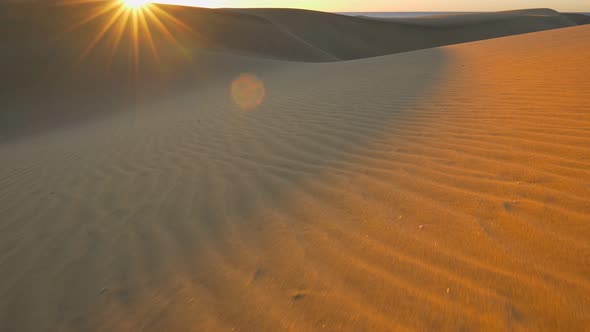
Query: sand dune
xmin=1 ymin=4 xmax=590 ymax=327
xmin=2 ymin=3 xmax=588 ymax=141
xmin=3 ymin=4 xmax=588 ymax=65
xmin=563 ymin=13 xmax=590 ymax=25
xmin=229 ymin=7 xmax=583 ymax=59
xmin=2 ymin=1 xmax=590 ymax=330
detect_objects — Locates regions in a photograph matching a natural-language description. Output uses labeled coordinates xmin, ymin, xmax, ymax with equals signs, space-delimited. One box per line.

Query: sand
xmin=1 ymin=2 xmax=590 ymax=331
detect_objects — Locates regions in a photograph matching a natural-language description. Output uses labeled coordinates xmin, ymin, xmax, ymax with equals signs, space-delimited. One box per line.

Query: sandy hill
xmin=226 ymin=7 xmax=582 ymax=60
xmin=1 ymin=3 xmax=588 ymax=141
xmin=4 ymin=4 xmax=585 ymax=64
xmin=563 ymin=13 xmax=590 ymax=25
xmin=0 ymin=22 xmax=589 ymax=331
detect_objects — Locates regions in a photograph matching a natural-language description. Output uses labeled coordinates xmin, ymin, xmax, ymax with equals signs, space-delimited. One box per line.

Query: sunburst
xmin=56 ymin=0 xmax=193 ymax=76
xmin=121 ymin=0 xmax=151 ymax=10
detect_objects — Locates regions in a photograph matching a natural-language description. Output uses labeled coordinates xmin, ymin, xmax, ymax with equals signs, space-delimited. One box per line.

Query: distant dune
xmin=1 ymin=2 xmax=590 ymax=331
xmin=563 ymin=13 xmax=590 ymax=25
xmin=224 ymin=7 xmax=583 ymax=60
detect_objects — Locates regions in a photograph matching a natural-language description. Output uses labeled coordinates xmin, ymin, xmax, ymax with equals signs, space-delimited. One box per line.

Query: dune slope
xmin=1 ymin=21 xmax=589 ymax=332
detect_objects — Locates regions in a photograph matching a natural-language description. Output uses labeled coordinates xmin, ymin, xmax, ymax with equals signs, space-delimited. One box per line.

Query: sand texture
xmin=1 ymin=2 xmax=590 ymax=331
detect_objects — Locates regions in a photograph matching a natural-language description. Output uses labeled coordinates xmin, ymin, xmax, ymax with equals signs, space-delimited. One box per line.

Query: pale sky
xmin=153 ymin=0 xmax=590 ymax=12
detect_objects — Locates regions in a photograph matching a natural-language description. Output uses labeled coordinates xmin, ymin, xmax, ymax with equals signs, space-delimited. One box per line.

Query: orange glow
xmin=121 ymin=0 xmax=151 ymax=10
xmin=231 ymin=74 xmax=266 ymax=110
xmin=59 ymin=0 xmax=191 ymax=74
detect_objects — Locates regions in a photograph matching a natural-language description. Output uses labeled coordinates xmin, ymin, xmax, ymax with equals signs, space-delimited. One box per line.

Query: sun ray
xmin=60 ymin=0 xmax=192 ymax=77
xmin=76 ymin=5 xmax=127 ymax=65
xmin=65 ymin=1 xmax=120 ymax=33
xmin=109 ymin=9 xmax=132 ymax=62
xmin=143 ymin=6 xmax=189 ymax=56
xmin=148 ymin=5 xmax=193 ymax=34
xmin=55 ymin=0 xmax=110 ymax=6
xmin=138 ymin=9 xmax=161 ymax=66
xmin=131 ymin=9 xmax=140 ymax=77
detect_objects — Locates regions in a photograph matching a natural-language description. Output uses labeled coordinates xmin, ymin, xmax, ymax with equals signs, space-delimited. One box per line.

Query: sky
xmin=152 ymin=0 xmax=590 ymax=12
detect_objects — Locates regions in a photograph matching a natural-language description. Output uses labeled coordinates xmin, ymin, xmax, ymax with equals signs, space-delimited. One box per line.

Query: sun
xmin=120 ymin=0 xmax=151 ymax=10
xmin=60 ymin=0 xmax=194 ymax=76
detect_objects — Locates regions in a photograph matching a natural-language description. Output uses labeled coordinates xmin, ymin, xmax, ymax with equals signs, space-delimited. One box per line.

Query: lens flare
xmin=231 ymin=74 xmax=266 ymax=110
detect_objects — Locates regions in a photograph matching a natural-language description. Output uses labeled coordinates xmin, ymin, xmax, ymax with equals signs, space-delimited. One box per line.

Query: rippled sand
xmin=1 ymin=3 xmax=590 ymax=331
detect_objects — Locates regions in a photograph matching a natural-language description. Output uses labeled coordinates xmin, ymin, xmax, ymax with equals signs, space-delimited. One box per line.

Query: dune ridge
xmin=226 ymin=7 xmax=583 ymax=60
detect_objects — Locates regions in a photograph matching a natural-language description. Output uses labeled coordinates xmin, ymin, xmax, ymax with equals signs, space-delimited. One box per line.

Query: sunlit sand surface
xmin=1 ymin=2 xmax=589 ymax=331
